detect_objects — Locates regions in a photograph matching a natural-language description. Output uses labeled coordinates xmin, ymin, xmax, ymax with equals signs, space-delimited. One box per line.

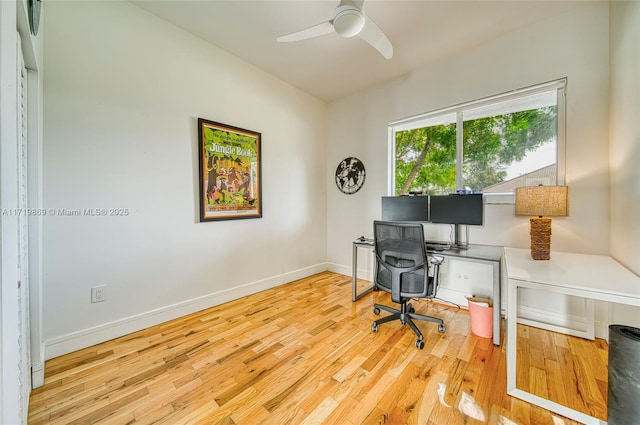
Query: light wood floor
xmin=29 ymin=272 xmax=606 ymax=424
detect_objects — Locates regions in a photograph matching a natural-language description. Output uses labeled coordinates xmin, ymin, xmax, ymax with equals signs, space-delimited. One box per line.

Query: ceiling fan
xmin=276 ymin=0 xmax=394 ymax=60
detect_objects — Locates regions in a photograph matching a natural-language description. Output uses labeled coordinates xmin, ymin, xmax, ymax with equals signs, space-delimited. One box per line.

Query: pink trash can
xmin=467 ymin=297 xmax=493 ymax=339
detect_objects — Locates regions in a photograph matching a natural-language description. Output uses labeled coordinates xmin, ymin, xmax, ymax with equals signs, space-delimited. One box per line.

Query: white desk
xmin=504 ymin=248 xmax=640 ymax=425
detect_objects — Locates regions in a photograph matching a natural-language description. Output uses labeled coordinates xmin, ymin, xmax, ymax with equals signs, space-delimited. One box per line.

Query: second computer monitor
xmin=429 ymin=194 xmax=483 ymax=225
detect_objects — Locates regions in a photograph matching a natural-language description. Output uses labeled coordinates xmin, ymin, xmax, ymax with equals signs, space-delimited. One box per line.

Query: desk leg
xmin=507 ymin=279 xmax=518 ymax=394
xmin=493 ymin=261 xmax=501 ymax=346
xmin=506 ymin=280 xmax=606 ymax=425
xmin=352 ymin=243 xmax=375 ymax=302
xmin=352 ymin=243 xmax=358 ymax=302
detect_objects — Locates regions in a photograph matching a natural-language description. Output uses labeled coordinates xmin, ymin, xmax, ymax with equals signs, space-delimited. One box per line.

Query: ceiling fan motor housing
xmin=333 ymin=5 xmax=365 ymax=37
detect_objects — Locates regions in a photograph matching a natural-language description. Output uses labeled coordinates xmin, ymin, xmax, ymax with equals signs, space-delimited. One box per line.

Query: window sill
xmin=483 ymin=193 xmax=515 ymax=205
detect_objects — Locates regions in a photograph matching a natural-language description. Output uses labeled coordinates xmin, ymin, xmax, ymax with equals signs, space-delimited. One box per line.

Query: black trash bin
xmin=608 ymin=324 xmax=640 ymax=425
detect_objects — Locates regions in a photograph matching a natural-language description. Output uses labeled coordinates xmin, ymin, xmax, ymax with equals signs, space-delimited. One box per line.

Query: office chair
xmin=371 ymin=220 xmax=445 ymax=349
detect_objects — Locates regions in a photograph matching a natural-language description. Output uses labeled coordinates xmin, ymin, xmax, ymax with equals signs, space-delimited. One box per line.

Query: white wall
xmin=609 ymin=1 xmax=640 ymax=276
xmin=327 ymin=3 xmax=616 ymax=333
xmin=609 ymin=1 xmax=640 ymax=328
xmin=43 ymin=1 xmax=327 ymax=358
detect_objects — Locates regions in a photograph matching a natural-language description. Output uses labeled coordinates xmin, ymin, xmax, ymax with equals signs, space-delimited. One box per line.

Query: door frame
xmin=0 ymin=1 xmax=44 ymax=423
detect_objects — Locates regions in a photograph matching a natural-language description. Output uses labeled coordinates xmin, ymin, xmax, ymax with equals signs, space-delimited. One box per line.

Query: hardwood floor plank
xmin=545 ymin=359 xmax=569 ymax=407
xmin=529 ymin=366 xmax=549 ymax=398
xmin=409 ymin=369 xmax=448 ymax=425
xmin=29 ymin=271 xmax=609 ymax=425
xmin=426 ymin=391 xmax=456 ymax=425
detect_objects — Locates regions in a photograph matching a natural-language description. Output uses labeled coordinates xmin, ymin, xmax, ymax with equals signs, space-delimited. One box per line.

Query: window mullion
xmin=388 ymin=127 xmax=396 ymax=194
xmin=556 ymin=86 xmax=566 ymax=185
xmin=456 ymin=111 xmax=463 ymax=190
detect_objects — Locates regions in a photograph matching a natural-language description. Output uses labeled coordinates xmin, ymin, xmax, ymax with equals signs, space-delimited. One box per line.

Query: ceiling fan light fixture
xmin=333 ymin=6 xmax=365 ymax=37
xmin=276 ymin=0 xmax=392 ymax=59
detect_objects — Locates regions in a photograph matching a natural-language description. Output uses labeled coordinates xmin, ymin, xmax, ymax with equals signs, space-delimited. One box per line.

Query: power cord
xmin=411 ymin=297 xmax=461 ymax=310
xmin=432 ymin=297 xmax=462 ymax=310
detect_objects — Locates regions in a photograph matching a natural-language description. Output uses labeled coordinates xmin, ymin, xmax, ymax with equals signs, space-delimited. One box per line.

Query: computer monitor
xmin=429 ymin=194 xmax=483 ymax=225
xmin=381 ymin=196 xmax=429 ymax=222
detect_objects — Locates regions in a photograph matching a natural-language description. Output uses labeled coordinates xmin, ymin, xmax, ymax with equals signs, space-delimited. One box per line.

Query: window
xmin=390 ymin=80 xmax=565 ymax=197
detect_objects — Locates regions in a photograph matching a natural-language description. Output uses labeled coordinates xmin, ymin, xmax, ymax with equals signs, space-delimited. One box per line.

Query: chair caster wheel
xmin=373 ymin=307 xmax=380 ymax=315
xmin=438 ymin=324 xmax=445 ymax=333
xmin=372 ymin=323 xmax=378 ymax=332
xmin=409 ymin=307 xmax=415 ymax=314
xmin=415 ymin=339 xmax=424 ymax=349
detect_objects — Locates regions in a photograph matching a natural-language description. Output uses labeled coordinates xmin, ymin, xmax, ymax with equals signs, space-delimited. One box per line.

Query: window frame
xmin=388 ymin=79 xmax=567 ymax=204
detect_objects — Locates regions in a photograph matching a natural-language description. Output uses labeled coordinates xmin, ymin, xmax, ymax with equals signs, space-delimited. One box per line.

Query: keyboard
xmin=426 ymin=242 xmax=450 ymax=251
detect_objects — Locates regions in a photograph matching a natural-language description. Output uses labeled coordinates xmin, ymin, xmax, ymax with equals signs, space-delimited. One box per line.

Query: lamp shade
xmin=515 ymin=186 xmax=569 ymax=217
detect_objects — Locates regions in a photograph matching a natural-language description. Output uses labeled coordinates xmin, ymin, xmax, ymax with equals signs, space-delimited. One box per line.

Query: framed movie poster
xmin=198 ymin=118 xmax=262 ymax=221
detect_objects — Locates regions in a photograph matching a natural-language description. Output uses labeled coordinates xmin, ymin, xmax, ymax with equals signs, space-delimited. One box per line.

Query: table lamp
xmin=515 ymin=185 xmax=569 ymax=260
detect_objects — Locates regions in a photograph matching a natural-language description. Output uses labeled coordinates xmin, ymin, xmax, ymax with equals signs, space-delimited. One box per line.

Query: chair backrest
xmin=373 ymin=220 xmax=441 ymax=303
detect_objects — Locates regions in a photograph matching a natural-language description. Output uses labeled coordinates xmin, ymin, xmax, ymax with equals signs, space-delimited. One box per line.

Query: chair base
xmin=372 ymin=301 xmax=445 ymax=349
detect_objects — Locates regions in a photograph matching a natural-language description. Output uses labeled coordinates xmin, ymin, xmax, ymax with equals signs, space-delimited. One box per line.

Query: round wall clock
xmin=28 ymin=0 xmax=42 ymax=36
xmin=335 ymin=157 xmax=366 ymax=195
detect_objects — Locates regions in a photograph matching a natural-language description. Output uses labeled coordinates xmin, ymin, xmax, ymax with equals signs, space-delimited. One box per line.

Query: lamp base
xmin=529 ymin=217 xmax=552 ymax=260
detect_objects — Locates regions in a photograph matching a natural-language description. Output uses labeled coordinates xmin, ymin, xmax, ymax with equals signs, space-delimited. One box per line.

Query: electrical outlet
xmin=91 ymin=285 xmax=107 ymax=303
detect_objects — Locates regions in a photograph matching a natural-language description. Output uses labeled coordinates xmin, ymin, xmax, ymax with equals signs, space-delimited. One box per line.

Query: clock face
xmin=28 ymin=0 xmax=42 ymax=36
xmin=335 ymin=157 xmax=366 ymax=195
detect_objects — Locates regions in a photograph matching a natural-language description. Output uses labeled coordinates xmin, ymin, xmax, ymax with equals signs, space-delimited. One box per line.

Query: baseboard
xmin=518 ymin=304 xmax=582 ymax=326
xmin=436 ymin=287 xmax=486 ymax=312
xmin=327 ymin=262 xmax=349 ymax=276
xmin=44 ymin=263 xmax=329 ymax=360
xmin=518 ymin=305 xmax=612 ymax=341
xmin=327 ymin=262 xmax=373 ymax=282
xmin=31 ymin=362 xmax=44 ymax=388
xmin=595 ymin=321 xmax=609 ymax=340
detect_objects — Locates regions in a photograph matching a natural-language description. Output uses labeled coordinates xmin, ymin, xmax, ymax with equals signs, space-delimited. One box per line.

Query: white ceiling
xmin=131 ymin=0 xmax=583 ymax=102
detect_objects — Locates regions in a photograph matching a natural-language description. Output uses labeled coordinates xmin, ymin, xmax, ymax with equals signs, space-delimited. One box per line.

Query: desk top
xmin=433 ymin=244 xmax=503 ymax=262
xmin=354 ymin=239 xmax=503 ymax=263
xmin=353 ymin=239 xmax=374 ymax=247
xmin=504 ymin=247 xmax=640 ymax=305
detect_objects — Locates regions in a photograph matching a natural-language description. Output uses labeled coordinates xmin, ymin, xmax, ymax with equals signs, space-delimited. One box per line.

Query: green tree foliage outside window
xmin=395 ymin=107 xmax=557 ymax=195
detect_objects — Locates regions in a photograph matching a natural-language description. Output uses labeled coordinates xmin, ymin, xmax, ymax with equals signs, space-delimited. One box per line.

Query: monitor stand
xmin=451 ymin=224 xmax=468 ymax=250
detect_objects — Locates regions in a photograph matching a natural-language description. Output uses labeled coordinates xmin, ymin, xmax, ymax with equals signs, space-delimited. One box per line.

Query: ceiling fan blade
xmin=358 ymin=14 xmax=393 ymax=59
xmin=277 ymin=21 xmax=335 ymax=43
